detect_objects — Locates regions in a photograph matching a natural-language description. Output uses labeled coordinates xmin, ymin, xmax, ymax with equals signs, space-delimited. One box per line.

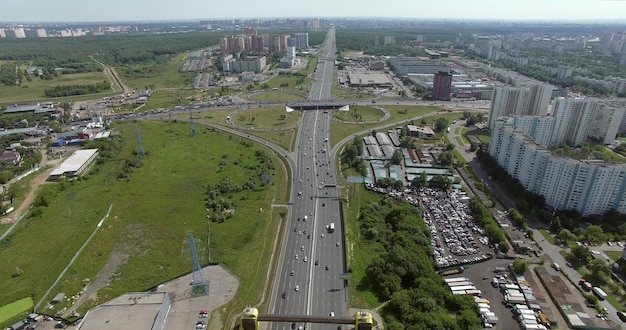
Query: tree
xmin=570 ymin=245 xmax=593 ymax=265
xmin=512 ymin=259 xmax=527 ymax=274
xmin=557 ymin=228 xmax=576 ymax=243
xmin=411 ymin=172 xmax=428 ymax=188
xmin=584 ymin=225 xmax=605 ymax=244
xmin=390 ymin=150 xmax=403 ymax=165
xmin=434 ymin=117 xmax=449 ymax=133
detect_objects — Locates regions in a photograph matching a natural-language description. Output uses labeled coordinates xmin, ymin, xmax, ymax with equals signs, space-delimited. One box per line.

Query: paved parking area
xmin=421 ymin=189 xmax=493 ymax=268
xmin=457 ymin=259 xmax=519 ymax=330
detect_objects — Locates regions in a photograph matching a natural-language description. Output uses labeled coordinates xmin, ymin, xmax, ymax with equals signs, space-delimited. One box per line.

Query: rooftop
xmin=50 ymin=149 xmax=98 ymax=176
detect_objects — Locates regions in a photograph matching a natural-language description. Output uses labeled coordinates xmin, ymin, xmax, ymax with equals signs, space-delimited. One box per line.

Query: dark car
xmin=617 ymin=311 xmax=626 ymax=322
xmin=282 ymin=292 xmax=286 ymax=299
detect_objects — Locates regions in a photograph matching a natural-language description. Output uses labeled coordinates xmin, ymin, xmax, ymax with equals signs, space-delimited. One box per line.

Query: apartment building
xmin=489 ymin=121 xmax=626 ymax=216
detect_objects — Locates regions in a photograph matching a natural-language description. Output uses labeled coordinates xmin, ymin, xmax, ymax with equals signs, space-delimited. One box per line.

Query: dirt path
xmin=1 ymin=148 xmax=63 ymax=224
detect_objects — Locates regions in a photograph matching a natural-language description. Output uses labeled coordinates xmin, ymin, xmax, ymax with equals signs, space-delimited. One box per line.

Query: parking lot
xmin=366 ymin=185 xmax=494 ymax=268
xmin=421 ymin=189 xmax=493 ymax=268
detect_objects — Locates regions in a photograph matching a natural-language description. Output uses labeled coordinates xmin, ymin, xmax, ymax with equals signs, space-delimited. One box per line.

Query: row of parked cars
xmin=421 ymin=190 xmax=490 ymax=267
xmin=364 ymin=185 xmax=493 ymax=268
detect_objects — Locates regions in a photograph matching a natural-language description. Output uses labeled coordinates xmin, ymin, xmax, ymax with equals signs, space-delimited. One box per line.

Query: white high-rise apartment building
xmin=512 ymin=116 xmax=556 ymax=147
xmin=487 ymin=84 xmax=553 ymax=129
xmin=489 ymin=121 xmax=626 ymax=216
xmin=551 ymin=97 xmax=596 ymax=146
xmin=587 ymin=102 xmax=625 ymax=144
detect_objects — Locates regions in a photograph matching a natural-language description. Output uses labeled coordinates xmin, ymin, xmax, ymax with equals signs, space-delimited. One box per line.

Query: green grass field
xmin=115 ymin=53 xmax=192 ymax=90
xmin=141 ymin=89 xmax=202 ymax=111
xmin=0 ymin=121 xmax=288 ymax=324
xmin=333 ymin=92 xmax=376 ymax=101
xmin=332 ymin=105 xmax=385 ymax=123
xmin=605 ymin=250 xmax=622 ymax=262
xmin=345 ymin=185 xmax=385 ymax=309
xmin=232 ymin=107 xmax=301 ymax=130
xmin=329 ymin=105 xmax=439 ymax=147
xmin=0 ymin=297 xmax=33 ymax=325
xmin=247 ymin=91 xmax=306 ymax=102
xmin=0 ymin=71 xmax=109 ymax=103
xmin=475 ymin=129 xmax=491 ymax=144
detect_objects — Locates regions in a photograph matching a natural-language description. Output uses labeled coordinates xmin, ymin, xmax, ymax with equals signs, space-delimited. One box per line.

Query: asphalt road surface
xmin=270 ymin=28 xmax=346 ymax=330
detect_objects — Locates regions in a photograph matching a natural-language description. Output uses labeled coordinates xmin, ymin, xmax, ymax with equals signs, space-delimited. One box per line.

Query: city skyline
xmin=1 ymin=0 xmax=626 ymax=23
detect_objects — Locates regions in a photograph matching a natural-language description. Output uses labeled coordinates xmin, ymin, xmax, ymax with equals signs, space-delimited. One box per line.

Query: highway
xmin=270 ymin=28 xmax=345 ymax=330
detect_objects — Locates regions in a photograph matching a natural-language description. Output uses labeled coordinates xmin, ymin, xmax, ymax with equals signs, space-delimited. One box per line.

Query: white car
xmin=290 ymin=270 xmax=294 ymax=276
xmin=301 ymin=245 xmax=305 ymax=251
xmin=295 ymin=285 xmax=300 ymax=291
xmin=303 ymin=256 xmax=308 ymax=262
xmin=295 ymin=254 xmax=299 ymax=260
xmin=330 ymin=311 xmax=335 ymax=317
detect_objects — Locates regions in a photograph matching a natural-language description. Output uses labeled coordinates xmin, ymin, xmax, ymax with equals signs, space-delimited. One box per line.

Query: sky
xmin=2 ymin=0 xmax=626 ymax=23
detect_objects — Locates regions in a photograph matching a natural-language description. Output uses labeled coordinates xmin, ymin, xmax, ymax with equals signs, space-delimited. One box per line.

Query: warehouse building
xmin=48 ymin=149 xmax=98 ymax=181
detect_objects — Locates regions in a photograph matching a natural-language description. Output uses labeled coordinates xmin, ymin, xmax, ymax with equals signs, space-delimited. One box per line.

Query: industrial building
xmin=48 ymin=149 xmax=99 ymax=181
xmin=388 ymin=57 xmax=450 ymax=75
xmin=347 ymin=73 xmax=392 ymax=88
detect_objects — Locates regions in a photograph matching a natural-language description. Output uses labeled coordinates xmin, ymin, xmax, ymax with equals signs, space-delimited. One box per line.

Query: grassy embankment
xmin=0 ymin=120 xmax=287 ymax=328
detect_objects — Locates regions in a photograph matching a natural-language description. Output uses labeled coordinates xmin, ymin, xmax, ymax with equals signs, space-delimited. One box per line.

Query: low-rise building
xmin=407 ymin=125 xmax=435 ymax=139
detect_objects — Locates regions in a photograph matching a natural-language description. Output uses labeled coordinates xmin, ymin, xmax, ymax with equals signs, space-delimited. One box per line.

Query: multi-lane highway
xmin=270 ymin=28 xmax=346 ymax=330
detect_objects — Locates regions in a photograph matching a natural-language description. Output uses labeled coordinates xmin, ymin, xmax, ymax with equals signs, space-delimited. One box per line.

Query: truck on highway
xmin=438 ymin=266 xmax=465 ymax=276
xmin=593 ymin=287 xmax=608 ymax=300
xmin=327 ymin=223 xmax=335 ymax=233
xmin=578 ymin=279 xmax=593 ymax=291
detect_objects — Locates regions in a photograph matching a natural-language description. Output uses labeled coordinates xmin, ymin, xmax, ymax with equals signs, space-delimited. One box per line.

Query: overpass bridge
xmin=241 ymin=307 xmax=373 ymax=330
xmin=286 ymin=101 xmax=349 ymax=111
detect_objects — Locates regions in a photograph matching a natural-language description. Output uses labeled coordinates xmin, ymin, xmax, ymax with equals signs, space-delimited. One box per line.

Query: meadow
xmin=0 ymin=72 xmax=109 ymax=104
xmin=0 ymin=120 xmax=288 ymax=327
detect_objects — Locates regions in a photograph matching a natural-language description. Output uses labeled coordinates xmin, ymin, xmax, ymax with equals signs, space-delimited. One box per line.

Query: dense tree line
xmin=340 ymin=136 xmax=367 ymax=176
xmin=0 ymin=63 xmax=19 ymax=86
xmin=468 ymin=197 xmax=510 ymax=253
xmin=357 ymin=196 xmax=481 ymax=329
xmin=44 ymin=81 xmax=111 ymax=97
xmin=0 ymin=33 xmax=224 ymax=66
xmin=336 ymin=28 xmax=458 ymax=56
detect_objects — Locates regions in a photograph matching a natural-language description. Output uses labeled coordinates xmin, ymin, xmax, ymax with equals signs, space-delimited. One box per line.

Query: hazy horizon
xmin=2 ymin=0 xmax=626 ymax=24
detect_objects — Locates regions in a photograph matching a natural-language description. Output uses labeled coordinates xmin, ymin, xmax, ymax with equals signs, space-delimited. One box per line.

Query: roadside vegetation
xmin=348 ymin=193 xmax=481 ymax=329
xmin=0 ymin=120 xmax=287 ymax=327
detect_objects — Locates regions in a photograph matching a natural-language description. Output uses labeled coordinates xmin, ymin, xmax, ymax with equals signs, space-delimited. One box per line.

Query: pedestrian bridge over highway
xmin=240 ymin=307 xmax=373 ymax=329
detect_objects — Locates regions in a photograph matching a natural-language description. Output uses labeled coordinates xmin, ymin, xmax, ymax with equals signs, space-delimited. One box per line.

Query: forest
xmin=335 ymin=28 xmax=457 ymax=56
xmin=0 ymin=32 xmax=225 ymax=66
xmin=357 ymin=195 xmax=481 ymax=329
xmin=44 ymin=81 xmax=111 ymax=97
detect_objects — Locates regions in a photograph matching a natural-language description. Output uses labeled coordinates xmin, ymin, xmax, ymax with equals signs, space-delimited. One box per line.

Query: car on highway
xmin=295 ymin=285 xmax=299 ymax=291
xmin=330 ymin=311 xmax=335 ymax=317
xmin=295 ymin=254 xmax=298 ymax=260
xmin=290 ymin=270 xmax=294 ymax=276
xmin=301 ymin=245 xmax=304 ymax=251
xmin=282 ymin=292 xmax=286 ymax=299
xmin=303 ymin=256 xmax=308 ymax=262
